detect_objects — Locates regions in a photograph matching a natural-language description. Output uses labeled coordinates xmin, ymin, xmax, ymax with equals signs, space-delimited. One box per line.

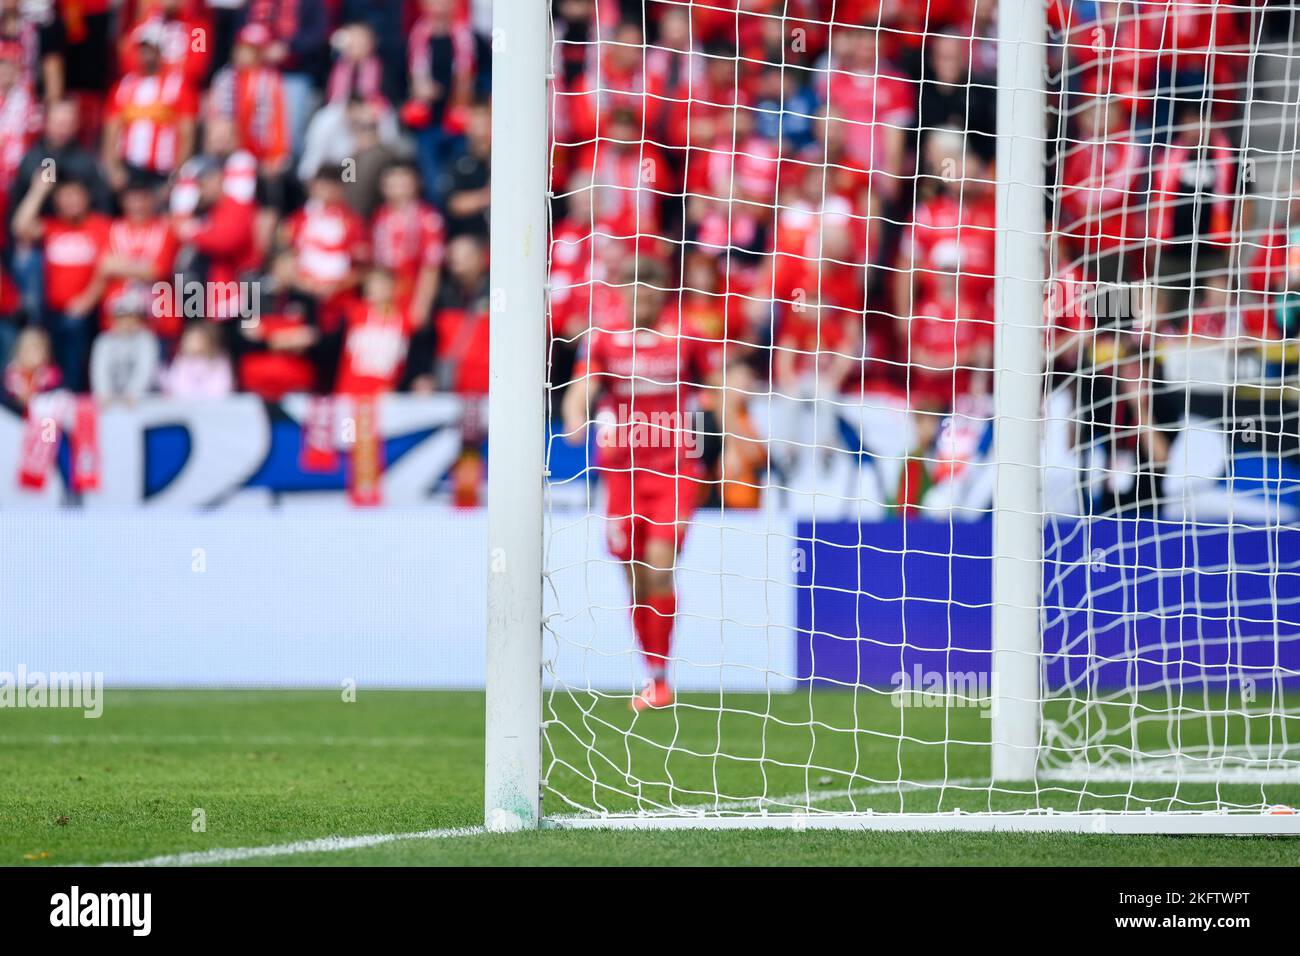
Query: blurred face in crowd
xmin=659 ymin=9 xmax=689 ymax=51
xmin=204 ymin=116 xmax=239 ymax=157
xmin=607 ymin=25 xmax=643 ymax=74
xmin=12 ymin=328 xmax=51 ymax=370
xmin=834 ymin=28 xmax=878 ymax=72
xmin=45 ymin=99 xmax=79 ymax=146
xmin=564 ymin=174 xmax=593 ymax=222
xmin=347 ymin=101 xmax=381 ymax=148
xmin=381 ymin=166 xmax=420 ymax=206
xmin=137 ymin=40 xmax=162 ymax=74
xmin=121 ymin=186 xmax=157 ymax=221
xmin=365 ymin=269 xmax=397 ymax=307
xmin=310 ymin=174 xmax=345 ymax=206
xmin=52 ymin=181 xmax=90 ymax=220
xmin=114 ymin=308 xmax=145 ymax=334
xmin=621 ymin=265 xmax=666 ymax=329
xmin=684 ymin=254 xmax=719 ymax=295
xmin=466 ymin=105 xmax=491 ymax=153
xmin=924 ymin=128 xmax=966 ymax=182
xmin=447 ymin=235 xmax=487 ymax=285
xmin=179 ymin=324 xmax=220 ymax=358
xmin=233 ymin=39 xmax=261 ymax=70
xmin=423 ymin=0 xmax=455 ymax=24
xmin=0 ymin=55 xmax=18 ymax=91
xmin=930 ymin=35 xmax=969 ymax=86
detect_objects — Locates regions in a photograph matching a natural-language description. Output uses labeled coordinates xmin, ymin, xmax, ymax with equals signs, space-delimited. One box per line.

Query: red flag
xmin=16 ymin=407 xmax=59 ymax=491
xmin=300 ymin=396 xmax=340 ymax=473
xmin=70 ymin=396 xmax=101 ymax=494
xmin=347 ymin=395 xmax=384 ymax=507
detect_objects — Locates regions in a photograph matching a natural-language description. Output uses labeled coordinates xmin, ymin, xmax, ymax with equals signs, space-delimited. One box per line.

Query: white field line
xmin=92 ymin=778 xmax=972 ymax=867
xmin=0 ymin=734 xmax=440 ymax=748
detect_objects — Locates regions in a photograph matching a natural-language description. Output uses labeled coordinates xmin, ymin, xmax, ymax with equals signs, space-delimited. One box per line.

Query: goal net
xmin=487 ymin=0 xmax=1300 ymax=831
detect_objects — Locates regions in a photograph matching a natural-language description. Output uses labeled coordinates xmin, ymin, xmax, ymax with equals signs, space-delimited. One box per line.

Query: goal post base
xmin=544 ymin=813 xmax=1300 ymax=835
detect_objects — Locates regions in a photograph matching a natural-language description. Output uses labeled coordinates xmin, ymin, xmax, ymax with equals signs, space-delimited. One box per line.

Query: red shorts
xmin=603 ymin=466 xmax=702 ymax=563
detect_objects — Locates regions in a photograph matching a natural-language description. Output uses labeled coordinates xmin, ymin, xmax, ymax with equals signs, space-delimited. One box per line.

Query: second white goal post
xmin=487 ymin=0 xmax=1300 ymax=833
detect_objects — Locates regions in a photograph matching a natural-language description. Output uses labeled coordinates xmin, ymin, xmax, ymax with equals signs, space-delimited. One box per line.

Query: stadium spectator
xmin=0 ymin=0 xmax=64 ymax=103
xmin=2 ymin=324 xmax=58 ymax=410
xmin=335 ymin=267 xmax=410 ymax=396
xmin=102 ymin=24 xmax=199 ymax=190
xmin=101 ymin=173 xmax=178 ymax=342
xmin=298 ymin=89 xmax=404 ymax=185
xmin=118 ymin=0 xmax=211 ymax=91
xmin=404 ymin=232 xmax=488 ymax=395
xmin=440 ymin=100 xmax=489 ymax=238
xmin=7 ymin=98 xmax=108 ymax=321
xmin=237 ymin=248 xmax=324 ymax=398
xmin=171 ymin=155 xmax=259 ymax=324
xmin=237 ymin=0 xmax=332 ymax=156
xmin=371 ymin=160 xmax=444 ymax=324
xmin=282 ymin=163 xmax=368 ymax=332
xmin=208 ymin=24 xmax=292 ymax=182
xmin=12 ymin=173 xmax=111 ymax=391
xmin=90 ymin=287 xmax=158 ymax=406
xmin=406 ymin=0 xmax=478 ymax=204
xmin=160 ymin=321 xmax=234 ymax=399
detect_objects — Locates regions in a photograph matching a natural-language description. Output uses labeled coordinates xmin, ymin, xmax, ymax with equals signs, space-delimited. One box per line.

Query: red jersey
xmin=0 ymin=82 xmax=39 ymax=188
xmin=103 ymin=216 xmax=178 ymax=331
xmin=108 ymin=68 xmax=198 ymax=175
xmin=1059 ymin=129 xmax=1151 ymax=258
xmin=287 ymin=200 xmax=369 ymax=287
xmin=819 ymin=66 xmax=914 ymax=174
xmin=899 ymin=191 xmax=997 ymax=315
xmin=434 ymin=304 xmax=490 ymax=395
xmin=335 ymin=302 xmax=412 ymax=396
xmin=907 ymin=293 xmax=994 ymax=409
xmin=43 ymin=214 xmax=112 ymax=312
xmin=573 ymin=140 xmax=671 ymax=240
xmin=371 ymin=202 xmax=446 ymax=306
xmin=576 ymin=313 xmax=722 ymax=473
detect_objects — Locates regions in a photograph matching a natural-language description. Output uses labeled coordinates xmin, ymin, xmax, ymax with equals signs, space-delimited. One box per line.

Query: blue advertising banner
xmin=797 ymin=518 xmax=1300 ymax=691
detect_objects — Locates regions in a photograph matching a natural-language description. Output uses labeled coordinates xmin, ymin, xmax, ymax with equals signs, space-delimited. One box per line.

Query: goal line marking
xmin=92 ymin=779 xmax=961 ymax=866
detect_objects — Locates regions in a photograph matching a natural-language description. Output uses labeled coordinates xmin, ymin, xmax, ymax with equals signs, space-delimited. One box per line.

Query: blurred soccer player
xmin=561 ymin=259 xmax=721 ymax=711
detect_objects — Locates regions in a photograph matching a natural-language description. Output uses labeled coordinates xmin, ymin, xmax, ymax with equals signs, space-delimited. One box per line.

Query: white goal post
xmin=486 ymin=0 xmax=1300 ymax=834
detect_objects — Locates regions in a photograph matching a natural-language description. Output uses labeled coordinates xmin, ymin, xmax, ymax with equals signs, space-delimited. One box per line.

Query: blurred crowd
xmin=0 ymin=0 xmax=493 ymax=414
xmin=1 ymin=0 xmax=1297 ymax=514
xmin=547 ymin=0 xmax=1299 ymax=513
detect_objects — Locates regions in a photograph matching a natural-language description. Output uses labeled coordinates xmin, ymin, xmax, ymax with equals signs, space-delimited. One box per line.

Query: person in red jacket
xmin=171 ymin=156 xmax=259 ymax=324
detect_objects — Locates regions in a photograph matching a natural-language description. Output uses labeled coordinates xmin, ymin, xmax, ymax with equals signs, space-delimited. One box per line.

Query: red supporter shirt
xmin=288 ymin=200 xmax=369 ymax=287
xmin=576 ymin=311 xmax=722 ymax=473
xmin=899 ymin=192 xmax=997 ymax=315
xmin=819 ymin=66 xmax=914 ymax=173
xmin=907 ymin=293 xmax=994 ymax=409
xmin=336 ymin=301 xmax=412 ymax=396
xmin=43 ymin=214 xmax=112 ymax=312
xmin=108 ymin=68 xmax=198 ymax=175
xmin=371 ymin=202 xmax=446 ymax=306
xmin=434 ymin=304 xmax=490 ymax=395
xmin=103 ymin=216 xmax=178 ymax=331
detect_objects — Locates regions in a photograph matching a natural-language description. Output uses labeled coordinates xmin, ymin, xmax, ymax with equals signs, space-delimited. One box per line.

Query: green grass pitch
xmin=3 ymin=689 xmax=1300 ymax=866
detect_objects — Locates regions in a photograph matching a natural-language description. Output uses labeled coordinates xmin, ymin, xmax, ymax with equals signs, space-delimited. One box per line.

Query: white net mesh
xmin=539 ymin=0 xmax=1300 ymax=821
